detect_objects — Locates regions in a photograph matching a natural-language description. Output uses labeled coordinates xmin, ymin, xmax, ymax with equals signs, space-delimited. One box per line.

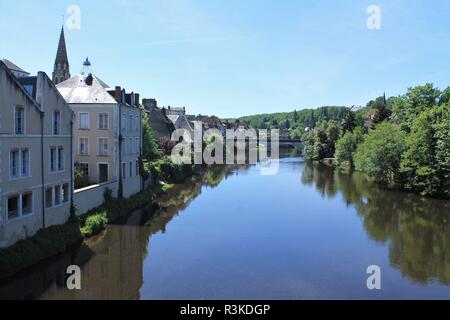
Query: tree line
xmin=302 ymin=84 xmax=450 ymax=198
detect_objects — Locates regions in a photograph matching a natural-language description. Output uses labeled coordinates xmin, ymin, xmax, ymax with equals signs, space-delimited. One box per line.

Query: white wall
xmin=73 ymin=180 xmax=118 ymax=216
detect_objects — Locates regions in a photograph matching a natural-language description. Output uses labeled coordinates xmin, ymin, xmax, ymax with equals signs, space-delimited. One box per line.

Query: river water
xmin=1 ymin=157 xmax=449 ymax=299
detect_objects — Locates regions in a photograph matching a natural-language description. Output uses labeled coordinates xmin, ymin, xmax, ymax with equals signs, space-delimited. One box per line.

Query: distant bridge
xmin=257 ymin=138 xmax=303 ymax=152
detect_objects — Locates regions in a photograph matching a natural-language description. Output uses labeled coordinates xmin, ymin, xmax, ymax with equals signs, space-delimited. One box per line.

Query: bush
xmin=74 ymin=163 xmax=90 ymax=189
xmin=354 ymin=122 xmax=407 ymax=185
xmin=80 ymin=211 xmax=108 ymax=237
xmin=0 ymin=222 xmax=83 ymax=280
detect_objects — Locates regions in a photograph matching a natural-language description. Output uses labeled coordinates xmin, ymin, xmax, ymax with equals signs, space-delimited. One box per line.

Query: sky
xmin=0 ymin=0 xmax=449 ymax=118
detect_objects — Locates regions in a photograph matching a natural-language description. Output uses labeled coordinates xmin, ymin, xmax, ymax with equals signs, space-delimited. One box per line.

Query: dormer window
xmin=15 ymin=106 xmax=25 ymax=135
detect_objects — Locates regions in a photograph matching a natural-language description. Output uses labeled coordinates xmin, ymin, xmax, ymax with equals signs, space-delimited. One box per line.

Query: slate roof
xmin=1 ymin=58 xmax=30 ymax=75
xmin=56 ymin=74 xmax=117 ymax=104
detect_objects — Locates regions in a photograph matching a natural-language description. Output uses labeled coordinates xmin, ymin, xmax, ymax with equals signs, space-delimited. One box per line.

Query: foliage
xmin=74 ymin=163 xmax=90 ymax=189
xmin=400 ymin=104 xmax=450 ymax=196
xmin=335 ymin=127 xmax=365 ymax=171
xmin=0 ymin=222 xmax=83 ymax=280
xmin=80 ymin=211 xmax=108 ymax=237
xmin=391 ymin=84 xmax=442 ymax=132
xmin=354 ymin=122 xmax=407 ymax=185
xmin=302 ymin=120 xmax=342 ymax=161
xmin=141 ymin=108 xmax=161 ymax=161
xmin=159 ymin=137 xmax=178 ymax=156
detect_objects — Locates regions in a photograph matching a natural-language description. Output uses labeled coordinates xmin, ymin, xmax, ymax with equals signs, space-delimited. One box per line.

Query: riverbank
xmin=0 ymin=158 xmax=204 ymax=282
xmin=0 ymin=214 xmax=83 ymax=281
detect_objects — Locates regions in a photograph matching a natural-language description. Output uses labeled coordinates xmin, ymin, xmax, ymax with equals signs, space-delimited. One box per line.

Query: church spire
xmin=52 ymin=25 xmax=71 ymax=85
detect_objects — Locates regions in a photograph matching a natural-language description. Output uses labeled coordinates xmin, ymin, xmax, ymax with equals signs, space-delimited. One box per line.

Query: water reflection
xmin=301 ymin=162 xmax=450 ymax=285
xmin=39 ymin=165 xmax=237 ymax=300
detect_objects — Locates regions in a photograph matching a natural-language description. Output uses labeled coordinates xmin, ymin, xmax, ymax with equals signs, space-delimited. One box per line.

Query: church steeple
xmin=52 ymin=26 xmax=71 ymax=85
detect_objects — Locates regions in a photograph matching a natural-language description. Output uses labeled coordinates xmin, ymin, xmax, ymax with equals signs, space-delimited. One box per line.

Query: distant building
xmin=57 ymin=70 xmax=142 ymax=198
xmin=166 ymin=106 xmax=186 ymax=116
xmin=142 ymin=99 xmax=175 ymax=140
xmin=0 ymin=60 xmax=73 ymax=248
xmin=187 ymin=115 xmax=226 ymax=135
xmin=52 ymin=27 xmax=71 ymax=85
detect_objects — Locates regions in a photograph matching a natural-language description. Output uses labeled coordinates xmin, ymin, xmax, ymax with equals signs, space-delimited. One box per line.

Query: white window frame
xmin=97 ymin=112 xmax=109 ymax=130
xmin=57 ymin=146 xmax=65 ymax=171
xmin=78 ymin=112 xmax=90 ymax=130
xmin=78 ymin=162 xmax=89 ymax=176
xmin=9 ymin=148 xmax=31 ymax=180
xmin=79 ymin=137 xmax=89 ymax=156
xmin=98 ymin=138 xmax=109 ymax=156
xmin=7 ymin=191 xmax=34 ymax=222
xmin=14 ymin=106 xmax=25 ymax=135
xmin=53 ymin=110 xmax=61 ymax=135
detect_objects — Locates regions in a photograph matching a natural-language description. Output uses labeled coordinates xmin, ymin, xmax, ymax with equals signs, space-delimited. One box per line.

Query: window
xmin=54 ymin=185 xmax=61 ymax=206
xmin=129 ymin=115 xmax=133 ymax=131
xmin=136 ymin=160 xmax=139 ymax=176
xmin=135 ymin=115 xmax=139 ymax=131
xmin=122 ymin=163 xmax=126 ymax=180
xmin=21 ymin=149 xmax=30 ymax=177
xmin=10 ymin=150 xmax=19 ymax=178
xmin=98 ymin=138 xmax=109 ymax=156
xmin=50 ymin=147 xmax=56 ymax=172
xmin=10 ymin=148 xmax=30 ymax=178
xmin=45 ymin=188 xmax=53 ymax=208
xmin=129 ymin=161 xmax=133 ymax=177
xmin=78 ymin=163 xmax=89 ymax=176
xmin=22 ymin=193 xmax=33 ymax=215
xmin=79 ymin=138 xmax=89 ymax=155
xmin=58 ymin=147 xmax=64 ymax=171
xmin=62 ymin=184 xmax=69 ymax=203
xmin=98 ymin=113 xmax=109 ymax=130
xmin=7 ymin=195 xmax=19 ymax=220
xmin=79 ymin=113 xmax=89 ymax=129
xmin=53 ymin=111 xmax=61 ymax=135
xmin=15 ymin=106 xmax=25 ymax=135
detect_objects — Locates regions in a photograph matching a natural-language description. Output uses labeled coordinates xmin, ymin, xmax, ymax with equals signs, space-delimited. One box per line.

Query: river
xmin=0 ymin=157 xmax=449 ymax=299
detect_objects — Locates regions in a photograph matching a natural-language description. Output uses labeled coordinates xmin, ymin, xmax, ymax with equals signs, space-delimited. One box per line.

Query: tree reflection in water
xmin=301 ymin=161 xmax=450 ymax=285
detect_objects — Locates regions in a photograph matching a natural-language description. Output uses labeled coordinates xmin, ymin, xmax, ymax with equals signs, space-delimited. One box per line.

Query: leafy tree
xmin=341 ymin=109 xmax=356 ymax=134
xmin=293 ymin=110 xmax=299 ymax=123
xmin=391 ymin=84 xmax=441 ymax=131
xmin=141 ymin=108 xmax=161 ymax=160
xmin=335 ymin=127 xmax=365 ymax=171
xmin=354 ymin=122 xmax=407 ymax=185
xmin=400 ymin=104 xmax=450 ymax=196
xmin=284 ymin=118 xmax=291 ymax=129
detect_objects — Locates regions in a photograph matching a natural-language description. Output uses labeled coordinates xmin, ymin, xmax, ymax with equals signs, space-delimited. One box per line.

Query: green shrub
xmin=80 ymin=211 xmax=108 ymax=237
xmin=0 ymin=222 xmax=83 ymax=280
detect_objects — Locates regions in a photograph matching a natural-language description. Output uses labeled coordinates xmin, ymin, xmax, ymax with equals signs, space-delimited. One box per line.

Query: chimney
xmin=135 ymin=93 xmax=140 ymax=107
xmin=162 ymin=107 xmax=167 ymax=116
xmin=143 ymin=98 xmax=157 ymax=111
xmin=114 ymin=86 xmax=121 ymax=103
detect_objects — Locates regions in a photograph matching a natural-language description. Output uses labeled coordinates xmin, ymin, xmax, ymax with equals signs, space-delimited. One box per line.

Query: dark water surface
xmin=1 ymin=158 xmax=449 ymax=299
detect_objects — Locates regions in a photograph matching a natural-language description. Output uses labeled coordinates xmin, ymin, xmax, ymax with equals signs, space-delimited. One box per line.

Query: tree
xmin=354 ymin=122 xmax=406 ymax=185
xmin=400 ymin=104 xmax=450 ymax=196
xmin=341 ymin=110 xmax=356 ymax=134
xmin=335 ymin=127 xmax=365 ymax=171
xmin=391 ymin=84 xmax=441 ymax=132
xmin=141 ymin=108 xmax=161 ymax=160
xmin=284 ymin=118 xmax=291 ymax=129
xmin=293 ymin=110 xmax=299 ymax=123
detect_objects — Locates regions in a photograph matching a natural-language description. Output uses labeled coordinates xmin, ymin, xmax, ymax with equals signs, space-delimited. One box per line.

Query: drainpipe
xmin=118 ymin=103 xmax=123 ymax=198
xmin=70 ymin=113 xmax=74 ymax=215
xmin=40 ymin=111 xmax=45 ymax=229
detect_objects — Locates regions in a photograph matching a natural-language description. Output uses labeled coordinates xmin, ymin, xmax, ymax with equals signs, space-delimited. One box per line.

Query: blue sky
xmin=1 ymin=0 xmax=449 ymax=118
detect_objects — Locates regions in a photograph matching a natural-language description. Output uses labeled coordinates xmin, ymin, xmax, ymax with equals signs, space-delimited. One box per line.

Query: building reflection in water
xmin=37 ymin=165 xmax=237 ymax=300
xmin=301 ymin=161 xmax=450 ymax=286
